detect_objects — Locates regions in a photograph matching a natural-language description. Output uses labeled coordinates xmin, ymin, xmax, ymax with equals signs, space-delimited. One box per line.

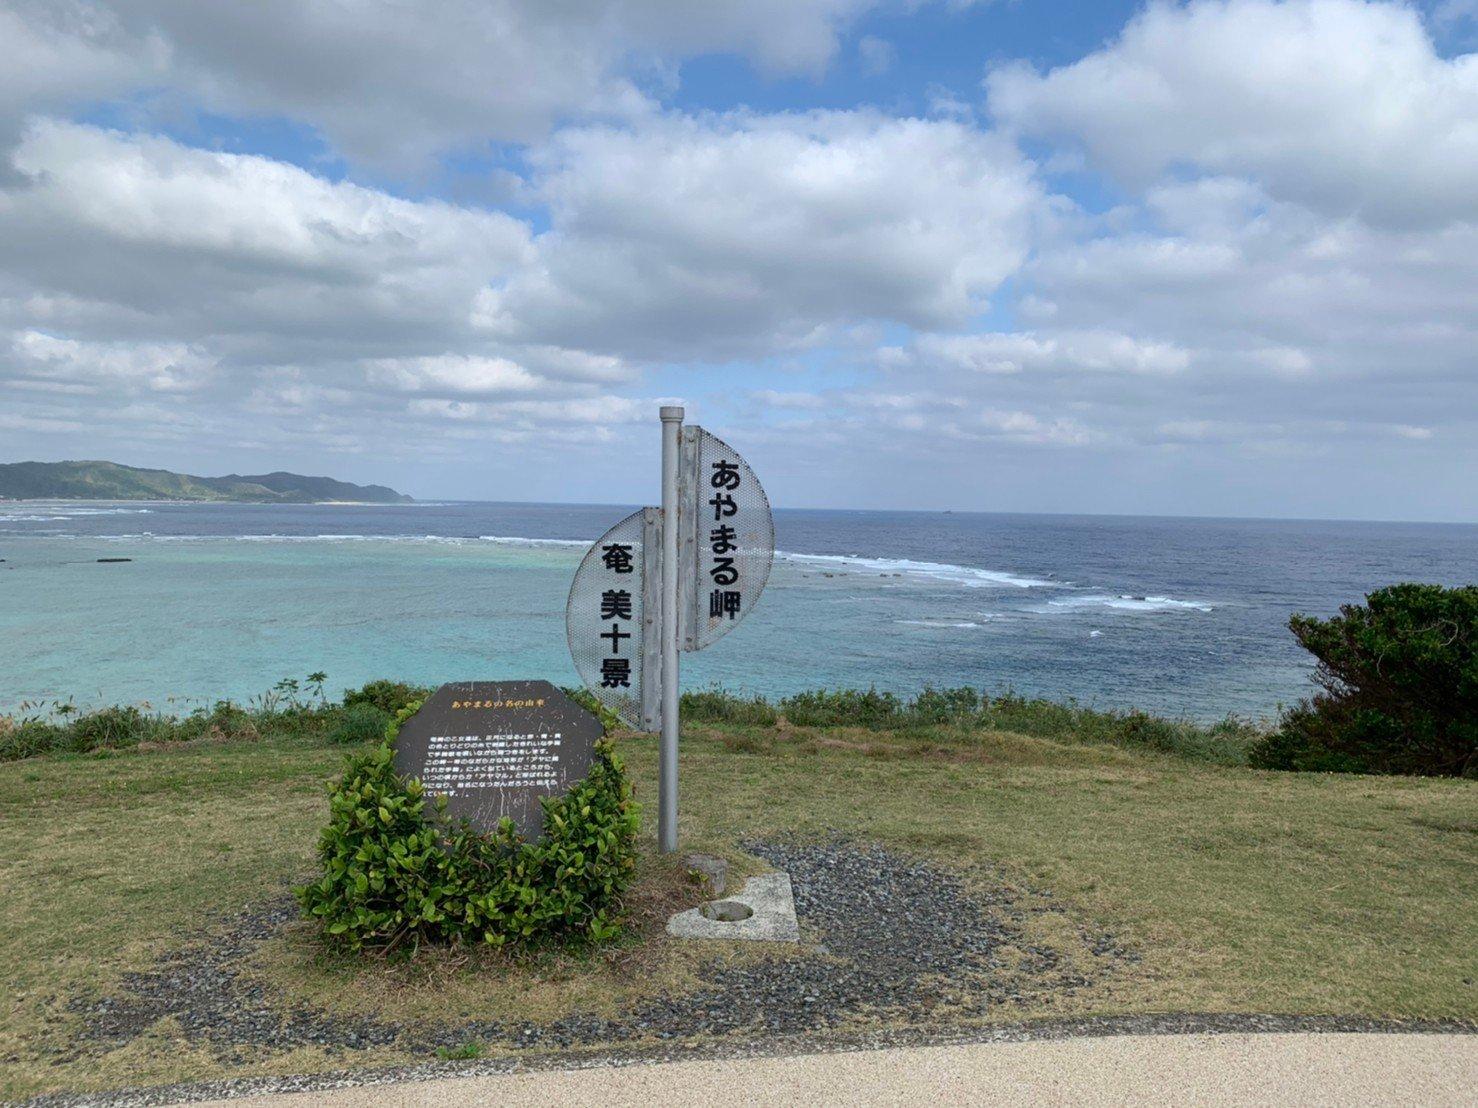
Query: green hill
xmin=0 ymin=461 xmax=413 ymax=503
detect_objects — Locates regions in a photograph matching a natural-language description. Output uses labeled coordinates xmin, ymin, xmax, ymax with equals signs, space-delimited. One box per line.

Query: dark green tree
xmin=1251 ymin=583 xmax=1478 ymax=776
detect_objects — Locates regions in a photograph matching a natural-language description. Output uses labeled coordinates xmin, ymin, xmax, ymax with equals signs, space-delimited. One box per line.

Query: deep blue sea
xmin=2 ymin=500 xmax=1475 ymax=720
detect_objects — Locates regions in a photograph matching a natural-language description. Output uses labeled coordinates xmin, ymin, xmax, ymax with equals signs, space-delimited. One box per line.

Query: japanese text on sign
xmin=418 ymin=732 xmax=563 ymax=796
xmin=599 ymin=542 xmax=634 ymax=689
xmin=708 ymin=458 xmax=743 ymax=620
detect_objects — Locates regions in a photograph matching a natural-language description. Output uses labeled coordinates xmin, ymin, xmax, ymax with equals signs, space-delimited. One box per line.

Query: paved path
xmin=192 ymin=1033 xmax=1476 ymax=1106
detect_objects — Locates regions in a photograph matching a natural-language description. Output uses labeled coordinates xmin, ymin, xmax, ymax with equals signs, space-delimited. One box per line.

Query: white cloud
xmin=478 ymin=110 xmax=1041 ymax=360
xmin=10 ymin=329 xmax=215 ymax=392
xmin=407 ymin=394 xmax=656 ymax=426
xmin=973 ymin=408 xmax=1093 ymax=445
xmin=0 ymin=120 xmax=653 ymax=465
xmin=887 ymin=330 xmax=1192 ymax=376
xmin=0 ymin=0 xmax=892 ymax=169
xmin=0 ymin=1 xmax=165 ymax=152
xmin=1392 ymin=423 xmax=1435 ymax=439
xmin=1025 ymin=183 xmax=1478 ymax=391
xmin=989 ymin=0 xmax=1478 ymax=225
xmin=0 ymin=121 xmax=532 ymax=355
xmin=361 ymin=349 xmax=629 ymax=400
xmin=0 ymin=411 xmax=88 ymax=433
xmin=961 ymin=178 xmax=1478 ymax=469
xmin=367 ymin=355 xmax=544 ymax=397
xmin=1249 ymin=347 xmax=1315 ymax=378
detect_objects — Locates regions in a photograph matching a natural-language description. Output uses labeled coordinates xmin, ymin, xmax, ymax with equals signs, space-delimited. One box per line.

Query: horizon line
xmin=5 ymin=492 xmax=1473 ymax=528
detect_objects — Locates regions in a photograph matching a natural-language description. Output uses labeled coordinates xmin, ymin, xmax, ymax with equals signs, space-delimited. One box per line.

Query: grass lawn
xmin=1 ymin=713 xmax=1475 ymax=1101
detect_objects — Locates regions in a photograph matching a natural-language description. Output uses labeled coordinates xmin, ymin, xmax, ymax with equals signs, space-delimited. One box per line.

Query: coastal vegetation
xmin=0 ymin=459 xmax=412 ymax=503
xmin=328 ymin=701 xmax=393 ymax=745
xmin=10 ymin=665 xmax=1469 ymax=779
xmin=1249 ymin=583 xmax=1478 ymax=777
xmin=1 ymin=681 xmax=1264 ymax=766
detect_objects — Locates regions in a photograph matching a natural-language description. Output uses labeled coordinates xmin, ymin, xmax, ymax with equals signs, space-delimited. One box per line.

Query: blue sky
xmin=2 ymin=1 xmax=1476 ymax=519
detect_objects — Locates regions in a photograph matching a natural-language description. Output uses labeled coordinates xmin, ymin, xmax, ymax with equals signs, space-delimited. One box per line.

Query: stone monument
xmin=391 ymin=679 xmax=601 ymax=839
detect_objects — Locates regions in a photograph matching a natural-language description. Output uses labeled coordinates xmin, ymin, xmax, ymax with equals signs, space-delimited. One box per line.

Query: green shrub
xmin=297 ymin=703 xmax=640 ymax=953
xmin=910 ymin=686 xmax=982 ymax=723
xmin=0 ymin=718 xmax=69 ymax=760
xmin=780 ymin=687 xmax=903 ymax=727
xmin=1111 ymin=709 xmax=1184 ymax=753
xmin=69 ymin=706 xmax=152 ymax=751
xmin=966 ymin=692 xmax=1253 ymax=765
xmin=977 ymin=691 xmax=1082 ymax=737
xmin=180 ymin=700 xmax=259 ymax=742
xmin=1247 ymin=706 xmax=1367 ymax=774
xmin=343 ymin=679 xmax=433 ymax=716
xmin=1250 ymin=583 xmax=1478 ymax=777
xmin=681 ymin=687 xmax=779 ymax=726
xmin=0 ymin=701 xmax=245 ymax=759
xmin=330 ymin=702 xmax=392 ymax=746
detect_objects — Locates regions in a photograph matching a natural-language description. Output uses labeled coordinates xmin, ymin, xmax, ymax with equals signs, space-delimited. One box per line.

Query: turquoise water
xmin=4 ymin=500 xmax=1476 ymax=719
xmin=8 ymin=535 xmax=580 ymax=712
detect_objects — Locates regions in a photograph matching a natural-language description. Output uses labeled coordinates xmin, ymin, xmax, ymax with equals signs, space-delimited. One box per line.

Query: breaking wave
xmin=0 ymin=506 xmax=154 ymax=521
xmin=1041 ymin=594 xmax=1213 ymax=614
xmin=88 ymin=532 xmax=594 ymax=547
xmin=780 ymin=551 xmax=1055 ymax=589
xmin=896 ymin=619 xmax=987 ymax=629
xmin=478 ymin=534 xmax=590 ymax=547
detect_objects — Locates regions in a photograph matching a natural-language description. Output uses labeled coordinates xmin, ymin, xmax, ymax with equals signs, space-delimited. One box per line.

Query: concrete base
xmin=666 ymin=872 xmax=800 ymax=943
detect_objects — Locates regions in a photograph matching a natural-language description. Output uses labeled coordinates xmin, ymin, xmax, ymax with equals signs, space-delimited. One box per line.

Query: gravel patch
xmin=435 ymin=838 xmax=1116 ymax=1050
xmin=59 ymin=839 xmax=1113 ymax=1068
xmin=73 ymin=903 xmax=399 ymax=1063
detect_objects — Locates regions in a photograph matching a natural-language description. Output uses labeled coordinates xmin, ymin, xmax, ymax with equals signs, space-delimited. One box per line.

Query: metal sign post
xmin=565 ymin=405 xmax=773 ymax=855
xmin=658 ymin=405 xmax=683 ymax=854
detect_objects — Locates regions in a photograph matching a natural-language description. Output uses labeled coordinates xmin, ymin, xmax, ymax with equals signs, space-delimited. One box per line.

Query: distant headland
xmin=0 ymin=460 xmax=413 ymax=504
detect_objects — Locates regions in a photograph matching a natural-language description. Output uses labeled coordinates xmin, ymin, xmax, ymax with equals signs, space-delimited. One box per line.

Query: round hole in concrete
xmin=699 ymin=899 xmax=754 ymax=923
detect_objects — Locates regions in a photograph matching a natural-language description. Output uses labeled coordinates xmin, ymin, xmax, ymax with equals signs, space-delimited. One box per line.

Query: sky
xmin=2 ymin=0 xmax=1476 ymax=521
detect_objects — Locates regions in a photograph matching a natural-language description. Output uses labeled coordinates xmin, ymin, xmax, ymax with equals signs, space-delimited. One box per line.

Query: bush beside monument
xmin=297 ymin=689 xmax=640 ymax=953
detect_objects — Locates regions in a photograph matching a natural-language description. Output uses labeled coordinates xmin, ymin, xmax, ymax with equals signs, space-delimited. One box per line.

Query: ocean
xmin=2 ymin=500 xmax=1475 ymax=720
